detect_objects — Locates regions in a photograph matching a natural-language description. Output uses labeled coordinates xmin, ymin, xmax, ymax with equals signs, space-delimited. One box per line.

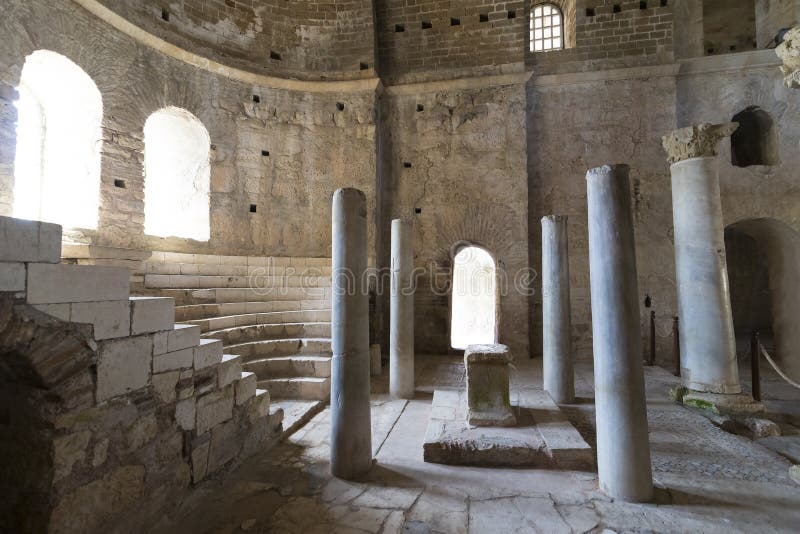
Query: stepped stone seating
xmin=0 ymin=215 xmax=283 ymax=533
xmin=139 ymin=252 xmax=333 ymax=433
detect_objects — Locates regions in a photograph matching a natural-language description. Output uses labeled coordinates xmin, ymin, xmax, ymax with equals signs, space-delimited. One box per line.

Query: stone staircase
xmin=139 ymin=253 xmax=333 ymax=434
xmin=0 ymin=215 xmax=284 ymax=532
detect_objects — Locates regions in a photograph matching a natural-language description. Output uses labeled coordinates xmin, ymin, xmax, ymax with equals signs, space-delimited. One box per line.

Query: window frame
xmin=530 ymin=3 xmax=564 ymax=53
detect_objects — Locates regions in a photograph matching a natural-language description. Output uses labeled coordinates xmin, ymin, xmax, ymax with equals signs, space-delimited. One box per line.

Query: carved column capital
xmin=776 ymin=26 xmax=800 ymax=89
xmin=661 ymin=123 xmax=739 ymax=164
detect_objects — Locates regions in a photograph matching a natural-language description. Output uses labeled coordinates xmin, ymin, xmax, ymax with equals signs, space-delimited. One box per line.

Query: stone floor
xmin=156 ymin=356 xmax=800 ymax=533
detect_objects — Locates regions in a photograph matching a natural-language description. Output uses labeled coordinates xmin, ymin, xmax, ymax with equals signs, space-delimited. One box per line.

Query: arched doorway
xmin=143 ymin=106 xmax=211 ymax=241
xmin=450 ymin=245 xmax=498 ymax=350
xmin=13 ymin=50 xmax=103 ymax=229
xmin=724 ymin=218 xmax=800 ymax=382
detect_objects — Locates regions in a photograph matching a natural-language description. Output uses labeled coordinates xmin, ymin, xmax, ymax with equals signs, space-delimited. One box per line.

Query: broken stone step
xmin=271 ymin=399 xmax=327 ymax=440
xmin=201 ymin=322 xmax=331 ymax=345
xmin=144 ymin=273 xmax=332 ymax=290
xmin=146 ymin=261 xmax=332 ymax=278
xmin=185 ymin=311 xmax=331 ymax=333
xmin=244 ymin=355 xmax=332 ymax=379
xmin=259 ymin=377 xmax=330 ymax=401
xmin=226 ymin=338 xmax=332 ymax=360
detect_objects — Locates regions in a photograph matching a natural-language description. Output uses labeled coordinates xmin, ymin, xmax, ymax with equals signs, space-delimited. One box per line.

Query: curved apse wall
xmin=96 ymin=0 xmax=377 ymax=81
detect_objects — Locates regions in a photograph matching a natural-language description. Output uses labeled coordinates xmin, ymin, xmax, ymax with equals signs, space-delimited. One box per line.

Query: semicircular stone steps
xmin=141 ymin=253 xmax=332 ymax=433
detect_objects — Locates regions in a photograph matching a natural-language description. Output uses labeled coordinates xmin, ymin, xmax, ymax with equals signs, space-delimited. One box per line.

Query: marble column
xmin=390 ymin=218 xmax=415 ymax=399
xmin=586 ymin=164 xmax=653 ymax=503
xmin=662 ymin=123 xmax=742 ymax=395
xmin=541 ymin=215 xmax=574 ymax=404
xmin=330 ymin=188 xmax=372 ymax=479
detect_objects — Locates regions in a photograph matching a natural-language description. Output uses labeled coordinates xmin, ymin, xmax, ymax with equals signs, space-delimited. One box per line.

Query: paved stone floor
xmin=158 ymin=356 xmax=800 ymax=533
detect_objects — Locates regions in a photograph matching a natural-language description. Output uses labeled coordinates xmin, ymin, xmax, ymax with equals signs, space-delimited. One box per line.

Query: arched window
xmin=13 ymin=50 xmax=103 ymax=229
xmin=530 ymin=4 xmax=564 ymax=52
xmin=143 ymin=107 xmax=210 ymax=241
xmin=731 ymin=106 xmax=780 ymax=167
xmin=450 ymin=246 xmax=498 ymax=350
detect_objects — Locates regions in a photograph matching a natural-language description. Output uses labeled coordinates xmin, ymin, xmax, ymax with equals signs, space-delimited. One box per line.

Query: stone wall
xmin=378 ymin=78 xmax=530 ymax=357
xmin=375 ymin=0 xmax=527 ymax=84
xmin=703 ymin=0 xmax=757 ymax=55
xmin=0 ymin=0 xmax=378 ymax=259
xmin=97 ymin=0 xmax=377 ymax=80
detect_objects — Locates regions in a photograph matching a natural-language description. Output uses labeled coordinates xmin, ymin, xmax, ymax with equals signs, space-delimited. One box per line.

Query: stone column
xmin=541 ymin=215 xmax=574 ymax=404
xmin=330 ymin=188 xmax=372 ymax=479
xmin=662 ymin=124 xmax=742 ymax=395
xmin=586 ymin=164 xmax=653 ymax=503
xmin=390 ymin=218 xmax=415 ymax=399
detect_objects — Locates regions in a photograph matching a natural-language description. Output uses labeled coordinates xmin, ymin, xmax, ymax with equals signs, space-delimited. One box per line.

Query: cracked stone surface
xmin=155 ymin=356 xmax=800 ymax=533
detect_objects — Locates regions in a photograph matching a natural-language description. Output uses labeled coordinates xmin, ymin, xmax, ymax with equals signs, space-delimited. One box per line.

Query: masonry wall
xmin=0 ymin=0 xmax=378 ymax=259
xmin=98 ymin=0 xmax=377 ymax=80
xmin=378 ymin=81 xmax=530 ymax=357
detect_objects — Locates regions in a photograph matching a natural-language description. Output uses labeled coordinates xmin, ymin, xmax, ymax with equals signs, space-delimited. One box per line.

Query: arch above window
xmin=450 ymin=245 xmax=498 ymax=350
xmin=13 ymin=50 xmax=103 ymax=229
xmin=530 ymin=3 xmax=565 ymax=52
xmin=143 ymin=107 xmax=211 ymax=241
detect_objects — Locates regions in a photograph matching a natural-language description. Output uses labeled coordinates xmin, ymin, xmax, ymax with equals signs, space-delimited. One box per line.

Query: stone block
xmin=236 ymin=372 xmax=257 ymax=405
xmin=96 ymin=335 xmax=152 ymax=402
xmin=0 ymin=215 xmax=61 ymax=263
xmin=175 ymin=397 xmax=196 ymax=430
xmin=33 ymin=303 xmax=70 ymax=321
xmin=53 ymin=430 xmax=91 ymax=482
xmin=152 ymin=370 xmax=181 ymax=403
xmin=129 ymin=296 xmax=174 ymax=335
xmin=218 ymin=354 xmax=242 ymax=388
xmin=27 ymin=264 xmax=129 ymax=304
xmin=194 ymin=338 xmax=223 ymax=370
xmin=153 ymin=324 xmax=201 ymax=355
xmin=249 ymin=388 xmax=271 ymax=422
xmin=0 ymin=262 xmax=25 ymax=292
xmin=70 ymin=300 xmax=131 ymax=340
xmin=196 ymin=387 xmax=234 ymax=435
xmin=153 ymin=347 xmax=194 ymax=373
xmin=464 ymin=344 xmax=515 ymax=427
xmin=191 ymin=440 xmax=210 ymax=483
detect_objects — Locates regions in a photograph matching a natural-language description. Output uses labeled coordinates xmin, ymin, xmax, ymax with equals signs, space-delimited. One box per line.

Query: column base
xmin=670 ymin=386 xmax=765 ymax=416
xmin=467 ymin=409 xmax=517 ymax=428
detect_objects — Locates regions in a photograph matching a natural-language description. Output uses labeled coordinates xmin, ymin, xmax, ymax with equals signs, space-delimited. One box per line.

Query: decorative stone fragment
xmin=661 ymin=122 xmax=739 ymax=164
xmin=464 ymin=344 xmax=515 ymax=427
xmin=776 ymin=26 xmax=800 ymax=88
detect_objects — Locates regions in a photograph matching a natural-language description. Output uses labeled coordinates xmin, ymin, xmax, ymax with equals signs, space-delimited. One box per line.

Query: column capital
xmin=776 ymin=26 xmax=800 ymax=89
xmin=661 ymin=123 xmax=738 ymax=164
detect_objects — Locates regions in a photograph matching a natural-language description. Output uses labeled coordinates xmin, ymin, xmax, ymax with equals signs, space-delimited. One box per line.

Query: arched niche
xmin=731 ymin=106 xmax=780 ymax=167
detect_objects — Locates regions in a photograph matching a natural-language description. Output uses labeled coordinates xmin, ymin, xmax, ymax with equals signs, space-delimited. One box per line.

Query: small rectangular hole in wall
xmin=450 ymin=18 xmax=460 ymax=26
xmin=114 ymin=179 xmax=126 ymax=189
xmin=414 ymin=208 xmax=422 ymax=214
xmin=730 ymin=45 xmax=737 ymax=51
xmin=261 ymin=150 xmax=269 ymax=157
xmin=586 ymin=7 xmax=596 ymax=17
xmin=270 ymin=51 xmax=281 ymax=61
xmin=639 ymin=1 xmax=647 ymax=9
xmin=249 ymin=204 xmax=257 ymax=213
xmin=161 ymin=9 xmax=170 ymax=21
xmin=336 ymin=102 xmax=345 ymax=111
xmin=395 ymin=24 xmax=405 ymax=33
xmin=507 ymin=10 xmax=516 ymax=19
xmin=421 ymin=21 xmax=432 ymax=30
xmin=416 ymin=104 xmax=424 ymax=112
xmin=403 ymin=162 xmax=412 ymax=168
xmin=479 ymin=13 xmax=489 ymax=22
xmin=660 ymin=0 xmax=667 ymax=5
xmin=613 ymin=4 xmax=622 ymax=13
xmin=359 ymin=62 xmax=369 ymax=70
xmin=252 ymin=95 xmax=260 ymax=103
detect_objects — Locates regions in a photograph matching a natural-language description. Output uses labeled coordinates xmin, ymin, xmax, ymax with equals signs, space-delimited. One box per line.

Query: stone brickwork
xmin=97 ymin=0 xmax=377 ymax=80
xmin=0 ymin=215 xmax=282 ymax=533
xmin=376 ymin=0 xmax=527 ymax=83
xmin=528 ymin=0 xmax=674 ymax=73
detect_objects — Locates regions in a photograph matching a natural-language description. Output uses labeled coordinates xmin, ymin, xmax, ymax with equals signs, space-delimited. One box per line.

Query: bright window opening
xmin=13 ymin=50 xmax=103 ymax=229
xmin=144 ymin=107 xmax=210 ymax=241
xmin=530 ymin=4 xmax=564 ymax=52
xmin=451 ymin=246 xmax=497 ymax=350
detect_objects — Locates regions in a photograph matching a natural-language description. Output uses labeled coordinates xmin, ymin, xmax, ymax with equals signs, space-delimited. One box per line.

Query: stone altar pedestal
xmin=465 ymin=344 xmax=516 ymax=427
